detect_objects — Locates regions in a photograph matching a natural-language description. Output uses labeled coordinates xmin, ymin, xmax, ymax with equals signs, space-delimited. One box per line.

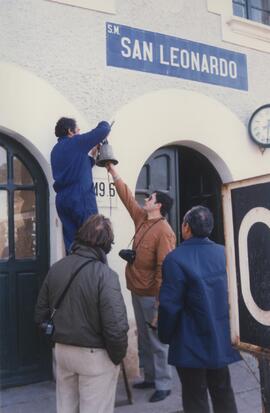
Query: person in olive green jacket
xmin=35 ymin=214 xmax=128 ymax=413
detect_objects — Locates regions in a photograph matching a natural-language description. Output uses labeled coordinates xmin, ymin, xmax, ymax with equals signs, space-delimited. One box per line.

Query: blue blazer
xmin=158 ymin=237 xmax=240 ymax=368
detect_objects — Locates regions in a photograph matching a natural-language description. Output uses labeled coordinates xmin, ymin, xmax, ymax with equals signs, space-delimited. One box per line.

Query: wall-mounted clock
xmin=248 ymin=104 xmax=270 ymax=148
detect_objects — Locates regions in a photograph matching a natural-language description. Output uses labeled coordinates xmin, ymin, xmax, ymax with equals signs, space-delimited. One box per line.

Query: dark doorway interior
xmin=136 ymin=145 xmax=224 ymax=244
xmin=0 ymin=133 xmax=51 ymax=388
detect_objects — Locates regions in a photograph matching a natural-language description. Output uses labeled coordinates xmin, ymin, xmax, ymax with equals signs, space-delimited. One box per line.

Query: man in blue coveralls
xmin=51 ymin=117 xmax=111 ymax=253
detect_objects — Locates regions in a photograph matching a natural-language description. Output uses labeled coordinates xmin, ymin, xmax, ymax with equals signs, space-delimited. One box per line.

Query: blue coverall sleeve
xmin=89 ymin=156 xmax=95 ymax=167
xmin=75 ymin=121 xmax=111 ymax=153
xmin=158 ymin=254 xmax=186 ymax=344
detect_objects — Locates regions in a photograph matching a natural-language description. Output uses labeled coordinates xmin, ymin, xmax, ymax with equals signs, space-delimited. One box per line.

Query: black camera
xmin=40 ymin=320 xmax=54 ymax=337
xmin=119 ymin=249 xmax=136 ymax=264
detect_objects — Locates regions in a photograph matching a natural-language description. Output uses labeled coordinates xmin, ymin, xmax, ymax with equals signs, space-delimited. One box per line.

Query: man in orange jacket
xmin=107 ymin=163 xmax=176 ymax=403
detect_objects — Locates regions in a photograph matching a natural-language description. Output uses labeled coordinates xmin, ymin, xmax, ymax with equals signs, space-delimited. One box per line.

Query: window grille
xmin=233 ymin=0 xmax=270 ymax=26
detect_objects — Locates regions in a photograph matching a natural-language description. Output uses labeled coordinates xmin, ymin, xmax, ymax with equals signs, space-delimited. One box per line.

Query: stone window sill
xmin=207 ymin=0 xmax=270 ymax=53
xmin=227 ymin=16 xmax=270 ymax=43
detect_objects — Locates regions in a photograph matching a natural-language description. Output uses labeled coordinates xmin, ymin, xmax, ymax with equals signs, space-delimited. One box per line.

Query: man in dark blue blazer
xmin=158 ymin=206 xmax=240 ymax=413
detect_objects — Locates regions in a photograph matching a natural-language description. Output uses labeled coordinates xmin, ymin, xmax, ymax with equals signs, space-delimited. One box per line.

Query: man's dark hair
xmin=75 ymin=214 xmax=114 ymax=254
xmin=183 ymin=206 xmax=214 ymax=237
xmin=55 ymin=117 xmax=77 ymax=138
xmin=154 ymin=191 xmax=173 ymax=217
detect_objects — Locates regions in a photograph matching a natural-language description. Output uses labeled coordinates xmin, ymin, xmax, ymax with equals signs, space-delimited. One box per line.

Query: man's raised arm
xmin=106 ymin=163 xmax=144 ymax=224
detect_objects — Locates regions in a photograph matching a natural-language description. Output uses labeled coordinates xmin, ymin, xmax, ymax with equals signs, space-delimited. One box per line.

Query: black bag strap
xmin=50 ymin=258 xmax=93 ymax=320
xmin=127 ymin=217 xmax=164 ymax=250
xmin=127 ymin=221 xmax=144 ymax=248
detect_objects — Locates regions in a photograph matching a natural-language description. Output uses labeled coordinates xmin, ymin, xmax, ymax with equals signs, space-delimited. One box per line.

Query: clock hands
xmin=262 ymin=119 xmax=270 ymax=143
xmin=267 ymin=120 xmax=270 ymax=143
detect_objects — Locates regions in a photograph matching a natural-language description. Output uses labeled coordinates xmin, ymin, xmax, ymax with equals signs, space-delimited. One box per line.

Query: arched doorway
xmin=0 ymin=133 xmax=51 ymax=388
xmin=135 ymin=145 xmax=224 ymax=243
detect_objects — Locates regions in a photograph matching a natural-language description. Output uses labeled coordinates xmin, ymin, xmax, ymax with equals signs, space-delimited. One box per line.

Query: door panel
xmin=0 ymin=273 xmax=9 ymax=369
xmin=179 ymin=146 xmax=224 ymax=243
xmin=135 ymin=147 xmax=180 ymax=240
xmin=17 ymin=272 xmax=40 ymax=366
xmin=0 ymin=133 xmax=51 ymax=388
xmin=136 ymin=145 xmax=223 ymax=245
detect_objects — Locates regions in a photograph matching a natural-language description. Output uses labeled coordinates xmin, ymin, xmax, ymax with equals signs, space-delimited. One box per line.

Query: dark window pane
xmin=14 ymin=190 xmax=36 ymax=259
xmin=0 ymin=190 xmax=9 ymax=259
xmin=233 ymin=3 xmax=248 ymax=17
xmin=0 ymin=146 xmax=7 ymax=184
xmin=251 ymin=8 xmax=270 ymax=24
xmin=233 ymin=0 xmax=270 ymax=25
xmin=13 ymin=156 xmax=33 ymax=185
xmin=251 ymin=0 xmax=270 ymax=10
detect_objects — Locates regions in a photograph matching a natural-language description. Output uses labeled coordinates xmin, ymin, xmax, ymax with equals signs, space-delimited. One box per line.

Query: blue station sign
xmin=106 ymin=23 xmax=248 ymax=91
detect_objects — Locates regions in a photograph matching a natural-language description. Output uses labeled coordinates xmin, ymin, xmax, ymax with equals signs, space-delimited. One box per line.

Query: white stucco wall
xmin=1 ymin=0 xmax=270 ymax=124
xmin=1 ymin=0 xmax=270 ymax=318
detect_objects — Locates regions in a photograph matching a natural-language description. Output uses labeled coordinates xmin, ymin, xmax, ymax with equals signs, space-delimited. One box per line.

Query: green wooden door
xmin=135 ymin=147 xmax=180 ymax=238
xmin=178 ymin=146 xmax=224 ymax=244
xmin=0 ymin=133 xmax=51 ymax=388
xmin=136 ymin=146 xmax=223 ymax=244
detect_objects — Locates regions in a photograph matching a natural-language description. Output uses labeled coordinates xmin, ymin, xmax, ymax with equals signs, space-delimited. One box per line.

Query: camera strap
xmin=126 ymin=221 xmax=144 ymax=248
xmin=50 ymin=258 xmax=94 ymax=320
xmin=128 ymin=217 xmax=164 ymax=250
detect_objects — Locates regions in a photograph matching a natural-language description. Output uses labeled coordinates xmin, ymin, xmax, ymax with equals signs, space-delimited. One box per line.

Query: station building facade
xmin=1 ymin=0 xmax=270 ymax=386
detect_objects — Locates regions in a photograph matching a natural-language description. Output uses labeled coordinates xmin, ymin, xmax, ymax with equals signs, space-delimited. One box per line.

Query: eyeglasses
xmin=146 ymin=194 xmax=157 ymax=203
xmin=146 ymin=194 xmax=156 ymax=201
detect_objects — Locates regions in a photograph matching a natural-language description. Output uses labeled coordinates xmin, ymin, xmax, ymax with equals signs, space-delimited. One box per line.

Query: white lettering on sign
xmin=107 ymin=24 xmax=120 ymax=35
xmin=238 ymin=207 xmax=270 ymax=326
xmin=94 ymin=179 xmax=117 ymax=208
xmin=121 ymin=37 xmax=153 ymax=62
xmin=107 ymin=22 xmax=248 ymax=90
xmin=159 ymin=45 xmax=169 ymax=65
xmin=120 ymin=38 xmax=238 ymax=80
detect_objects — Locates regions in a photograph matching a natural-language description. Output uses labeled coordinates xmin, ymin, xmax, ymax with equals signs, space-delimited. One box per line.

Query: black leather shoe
xmin=149 ymin=389 xmax=171 ymax=402
xmin=133 ymin=381 xmax=155 ymax=389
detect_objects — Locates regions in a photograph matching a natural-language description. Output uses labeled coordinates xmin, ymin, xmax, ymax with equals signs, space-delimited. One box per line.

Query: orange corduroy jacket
xmin=115 ymin=178 xmax=176 ymax=296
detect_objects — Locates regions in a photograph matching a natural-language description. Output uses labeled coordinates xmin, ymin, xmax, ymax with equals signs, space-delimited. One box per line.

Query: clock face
xmin=248 ymin=104 xmax=270 ymax=147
